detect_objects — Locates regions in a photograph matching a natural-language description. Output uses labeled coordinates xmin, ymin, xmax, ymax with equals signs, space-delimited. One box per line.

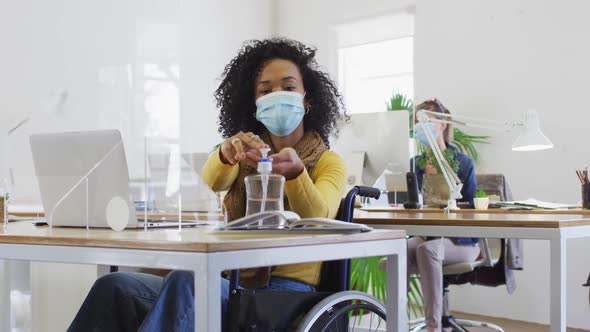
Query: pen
xmin=576 ymin=169 xmax=588 ymax=184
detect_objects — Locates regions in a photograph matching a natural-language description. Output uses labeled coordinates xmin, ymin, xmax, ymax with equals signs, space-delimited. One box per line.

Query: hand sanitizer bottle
xmin=244 ymin=148 xmax=285 ymax=219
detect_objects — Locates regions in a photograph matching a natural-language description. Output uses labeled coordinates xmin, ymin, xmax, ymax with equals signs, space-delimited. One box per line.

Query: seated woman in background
xmin=67 ymin=38 xmax=347 ymax=331
xmin=408 ymin=98 xmax=480 ymax=332
xmin=413 ymin=98 xmax=476 ymax=204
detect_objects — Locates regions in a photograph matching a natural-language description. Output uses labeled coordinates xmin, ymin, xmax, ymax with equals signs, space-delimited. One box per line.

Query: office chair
xmin=412 ymin=172 xmax=515 ymax=332
xmin=226 ymin=186 xmax=388 ymax=332
xmin=409 ymin=238 xmax=504 ymax=332
xmin=475 ymin=174 xmax=513 ymax=202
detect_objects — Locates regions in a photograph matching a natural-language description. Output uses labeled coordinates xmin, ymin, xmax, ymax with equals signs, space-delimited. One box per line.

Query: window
xmin=335 ymin=11 xmax=414 ymax=114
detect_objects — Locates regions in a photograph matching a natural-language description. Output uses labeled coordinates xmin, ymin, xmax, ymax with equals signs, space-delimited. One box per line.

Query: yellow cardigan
xmin=201 ymin=148 xmax=347 ymax=286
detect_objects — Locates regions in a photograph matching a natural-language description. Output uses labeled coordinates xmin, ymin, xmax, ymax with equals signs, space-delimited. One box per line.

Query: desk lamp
xmin=415 ymin=109 xmax=553 ymax=210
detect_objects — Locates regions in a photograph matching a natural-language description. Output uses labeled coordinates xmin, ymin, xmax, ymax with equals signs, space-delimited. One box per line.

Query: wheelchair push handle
xmin=355 ymin=186 xmax=381 ymax=199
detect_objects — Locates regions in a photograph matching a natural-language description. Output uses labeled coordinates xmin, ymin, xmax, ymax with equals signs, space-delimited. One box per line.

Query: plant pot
xmin=0 ymin=201 xmax=4 ymax=223
xmin=474 ymin=197 xmax=489 ymax=210
xmin=422 ymin=174 xmax=449 ymax=208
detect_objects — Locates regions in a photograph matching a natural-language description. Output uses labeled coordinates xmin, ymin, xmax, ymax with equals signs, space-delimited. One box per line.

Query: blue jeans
xmin=67 ymin=271 xmax=315 ymax=332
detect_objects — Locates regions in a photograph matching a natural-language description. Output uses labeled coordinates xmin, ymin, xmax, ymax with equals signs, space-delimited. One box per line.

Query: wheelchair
xmin=226 ymin=186 xmax=388 ymax=332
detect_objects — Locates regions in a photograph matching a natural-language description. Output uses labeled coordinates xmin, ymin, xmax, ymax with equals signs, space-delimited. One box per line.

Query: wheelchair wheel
xmin=296 ymin=291 xmax=386 ymax=332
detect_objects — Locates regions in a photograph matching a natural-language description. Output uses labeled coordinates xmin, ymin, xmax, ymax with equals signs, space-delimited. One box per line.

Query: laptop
xmin=30 ymin=129 xmax=205 ymax=229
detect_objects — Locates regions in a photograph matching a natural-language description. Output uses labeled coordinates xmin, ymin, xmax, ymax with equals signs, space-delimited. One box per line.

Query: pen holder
xmin=583 ymin=184 xmax=590 ymax=209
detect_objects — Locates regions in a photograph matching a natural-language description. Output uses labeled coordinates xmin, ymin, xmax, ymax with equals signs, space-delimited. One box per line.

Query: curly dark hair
xmin=214 ymin=38 xmax=347 ymax=146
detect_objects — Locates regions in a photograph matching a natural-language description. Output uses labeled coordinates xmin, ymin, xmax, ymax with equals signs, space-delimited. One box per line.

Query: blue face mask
xmin=255 ymin=91 xmax=305 ymax=137
xmin=414 ymin=122 xmax=440 ymax=146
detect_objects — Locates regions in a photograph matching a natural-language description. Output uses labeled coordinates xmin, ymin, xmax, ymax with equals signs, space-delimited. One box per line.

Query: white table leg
xmin=194 ymin=263 xmax=221 ymax=332
xmin=386 ymin=240 xmax=407 ymax=332
xmin=550 ymin=237 xmax=566 ymax=332
xmin=0 ymin=259 xmax=9 ymax=332
xmin=0 ymin=259 xmax=31 ymax=332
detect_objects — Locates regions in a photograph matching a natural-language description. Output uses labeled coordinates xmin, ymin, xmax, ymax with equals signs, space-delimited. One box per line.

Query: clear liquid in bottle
xmin=244 ymin=148 xmax=285 ymax=226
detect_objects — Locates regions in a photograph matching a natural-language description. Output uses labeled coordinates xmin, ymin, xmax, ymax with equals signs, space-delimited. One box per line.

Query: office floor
xmin=452 ymin=311 xmax=589 ymax=332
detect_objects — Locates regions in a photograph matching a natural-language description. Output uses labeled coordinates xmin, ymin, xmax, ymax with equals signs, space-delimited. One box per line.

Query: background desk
xmin=354 ymin=210 xmax=590 ymax=332
xmin=361 ymin=207 xmax=590 ymax=215
xmin=0 ymin=221 xmax=407 ymax=332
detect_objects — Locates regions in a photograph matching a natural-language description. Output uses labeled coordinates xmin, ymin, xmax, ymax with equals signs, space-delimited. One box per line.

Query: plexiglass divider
xmin=142 ymin=136 xmax=183 ymax=232
xmin=46 ymin=138 xmax=128 ymax=231
xmin=143 ymin=136 xmax=148 ymax=231
xmin=2 ymin=178 xmax=8 ymax=229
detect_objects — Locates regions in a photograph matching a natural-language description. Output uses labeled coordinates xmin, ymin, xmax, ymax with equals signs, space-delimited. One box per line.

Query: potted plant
xmin=417 ymin=149 xmax=459 ymax=207
xmin=474 ymin=189 xmax=490 ymax=210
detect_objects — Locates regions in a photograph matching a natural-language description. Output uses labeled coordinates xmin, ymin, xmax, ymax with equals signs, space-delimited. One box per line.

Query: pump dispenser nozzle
xmin=258 ymin=148 xmax=272 ymax=174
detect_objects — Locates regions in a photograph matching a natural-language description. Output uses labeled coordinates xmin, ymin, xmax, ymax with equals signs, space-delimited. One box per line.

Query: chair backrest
xmin=475 ymin=173 xmax=511 ymax=268
xmin=460 ymin=174 xmax=509 ymax=270
xmin=476 ymin=174 xmax=513 ymax=201
xmin=441 ymin=175 xmax=520 ymax=289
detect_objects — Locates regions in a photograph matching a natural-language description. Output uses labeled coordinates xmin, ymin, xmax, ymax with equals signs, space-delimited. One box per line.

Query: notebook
xmin=218 ymin=210 xmax=372 ymax=233
xmin=496 ymin=199 xmax=579 ymax=210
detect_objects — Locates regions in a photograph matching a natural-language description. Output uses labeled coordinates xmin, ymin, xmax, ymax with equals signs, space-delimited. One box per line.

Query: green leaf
xmin=387 ymin=91 xmax=414 ymax=111
xmin=410 ymin=276 xmax=425 ymax=312
xmin=416 ymin=148 xmax=459 ymax=173
xmin=475 ymin=189 xmax=488 ymax=198
xmin=452 ymin=128 xmax=491 ymax=162
xmin=408 ymin=287 xmax=420 ymax=317
xmin=351 ymin=257 xmax=425 ymax=320
xmin=386 ymin=91 xmax=415 ymax=137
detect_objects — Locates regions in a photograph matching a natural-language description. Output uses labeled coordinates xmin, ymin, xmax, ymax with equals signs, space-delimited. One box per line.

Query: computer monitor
xmin=331 ymin=111 xmax=411 ymax=190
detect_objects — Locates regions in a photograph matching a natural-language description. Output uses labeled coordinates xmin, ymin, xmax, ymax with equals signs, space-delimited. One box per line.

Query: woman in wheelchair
xmin=67 ymin=38 xmax=348 ymax=331
xmin=409 ymin=99 xmax=481 ymax=332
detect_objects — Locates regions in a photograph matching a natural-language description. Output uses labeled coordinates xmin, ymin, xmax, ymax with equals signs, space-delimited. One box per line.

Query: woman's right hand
xmin=219 ymin=131 xmax=268 ymax=165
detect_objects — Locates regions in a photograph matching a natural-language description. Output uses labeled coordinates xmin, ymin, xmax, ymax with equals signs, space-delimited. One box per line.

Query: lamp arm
xmin=418 ymin=110 xmax=520 ymax=131
xmin=417 ymin=113 xmax=463 ymax=210
xmin=7 ymin=117 xmax=31 ymax=136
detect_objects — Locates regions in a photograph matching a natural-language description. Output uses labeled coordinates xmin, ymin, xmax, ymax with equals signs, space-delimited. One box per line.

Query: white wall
xmin=0 ymin=0 xmax=271 ymax=330
xmin=414 ymin=0 xmax=590 ymax=329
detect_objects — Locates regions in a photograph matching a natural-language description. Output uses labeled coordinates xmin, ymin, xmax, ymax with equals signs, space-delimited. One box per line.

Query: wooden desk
xmin=0 ymin=222 xmax=407 ymax=332
xmin=354 ymin=209 xmax=590 ymax=332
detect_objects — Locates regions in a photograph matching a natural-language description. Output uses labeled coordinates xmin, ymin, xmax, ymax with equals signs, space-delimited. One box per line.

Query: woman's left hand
xmin=269 ymin=148 xmax=304 ymax=181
